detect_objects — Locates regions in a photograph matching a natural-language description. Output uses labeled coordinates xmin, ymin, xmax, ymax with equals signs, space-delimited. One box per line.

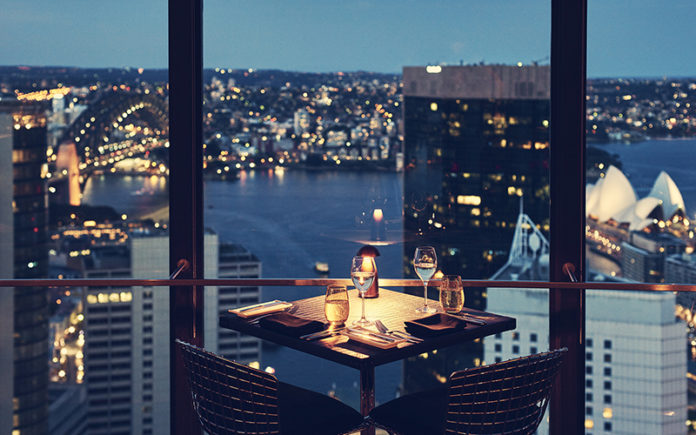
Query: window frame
xmin=177 ymin=0 xmax=592 ymax=432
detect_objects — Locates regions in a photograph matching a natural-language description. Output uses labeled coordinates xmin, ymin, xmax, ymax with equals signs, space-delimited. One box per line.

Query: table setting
xmin=219 ymin=245 xmax=516 ymax=421
xmin=221 ymin=246 xmax=513 ymax=358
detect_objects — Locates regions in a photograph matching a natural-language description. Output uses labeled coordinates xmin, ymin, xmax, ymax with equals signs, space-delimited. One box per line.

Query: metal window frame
xmin=162 ymin=0 xmax=590 ymax=432
xmin=169 ymin=0 xmax=203 ymax=432
xmin=550 ymin=0 xmax=587 ymax=433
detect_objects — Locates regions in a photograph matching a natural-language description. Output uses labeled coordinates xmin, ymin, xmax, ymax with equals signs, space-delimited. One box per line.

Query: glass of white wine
xmin=414 ymin=246 xmax=437 ymax=313
xmin=325 ymin=285 xmax=349 ymax=329
xmin=439 ymin=275 xmax=464 ymax=313
xmin=351 ymin=256 xmax=376 ymax=326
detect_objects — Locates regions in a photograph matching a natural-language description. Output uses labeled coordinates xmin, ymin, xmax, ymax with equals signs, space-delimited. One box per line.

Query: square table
xmin=219 ymin=288 xmax=516 ymax=418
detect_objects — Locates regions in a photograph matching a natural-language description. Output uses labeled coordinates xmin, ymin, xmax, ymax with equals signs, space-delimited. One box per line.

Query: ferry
xmin=314 ymin=261 xmax=329 ymax=274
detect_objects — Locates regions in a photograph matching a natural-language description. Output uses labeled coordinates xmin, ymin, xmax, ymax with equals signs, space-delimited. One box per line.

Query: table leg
xmin=360 ymin=366 xmax=375 ymax=435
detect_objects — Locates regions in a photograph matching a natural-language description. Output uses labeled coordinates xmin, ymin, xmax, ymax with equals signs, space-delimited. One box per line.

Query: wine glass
xmin=351 ymin=256 xmax=376 ymax=326
xmin=325 ymin=285 xmax=349 ymax=329
xmin=414 ymin=246 xmax=437 ymax=313
xmin=439 ymin=275 xmax=464 ymax=313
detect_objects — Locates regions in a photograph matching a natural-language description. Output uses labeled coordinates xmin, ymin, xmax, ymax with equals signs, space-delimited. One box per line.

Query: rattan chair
xmin=176 ymin=340 xmax=365 ymax=435
xmin=369 ymin=348 xmax=566 ymax=435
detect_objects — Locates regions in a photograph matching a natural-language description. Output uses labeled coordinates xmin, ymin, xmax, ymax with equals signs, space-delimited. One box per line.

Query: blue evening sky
xmin=1 ymin=0 xmax=694 ymax=77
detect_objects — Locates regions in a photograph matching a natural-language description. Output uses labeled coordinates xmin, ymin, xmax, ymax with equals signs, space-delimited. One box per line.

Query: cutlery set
xmin=236 ymin=300 xmax=488 ymax=348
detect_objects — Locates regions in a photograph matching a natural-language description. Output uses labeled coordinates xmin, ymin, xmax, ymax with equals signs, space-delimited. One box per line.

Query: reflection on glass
xmin=401 ymin=64 xmax=550 ymax=394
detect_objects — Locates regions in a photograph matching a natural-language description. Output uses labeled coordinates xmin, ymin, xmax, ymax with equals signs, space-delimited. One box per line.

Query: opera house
xmin=586 ymin=165 xmax=687 ymax=231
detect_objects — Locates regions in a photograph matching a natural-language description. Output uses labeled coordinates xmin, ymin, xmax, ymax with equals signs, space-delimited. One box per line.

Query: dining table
xmin=219 ymin=288 xmax=516 ymax=433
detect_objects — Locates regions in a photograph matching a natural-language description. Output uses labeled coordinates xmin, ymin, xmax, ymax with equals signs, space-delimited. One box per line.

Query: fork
xmin=249 ymin=304 xmax=299 ymax=324
xmin=374 ymin=320 xmax=423 ymax=344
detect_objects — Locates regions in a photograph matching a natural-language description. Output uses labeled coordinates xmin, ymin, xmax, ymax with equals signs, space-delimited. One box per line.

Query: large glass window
xmin=585 ymin=1 xmax=695 ymax=432
xmin=203 ymin=0 xmax=550 ymax=410
xmin=1 ymin=1 xmax=169 ymax=433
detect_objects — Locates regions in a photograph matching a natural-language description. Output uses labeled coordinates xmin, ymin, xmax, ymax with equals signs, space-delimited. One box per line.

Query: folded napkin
xmin=229 ymin=300 xmax=293 ymax=318
xmin=258 ymin=313 xmax=325 ymax=337
xmin=405 ymin=313 xmax=467 ymax=338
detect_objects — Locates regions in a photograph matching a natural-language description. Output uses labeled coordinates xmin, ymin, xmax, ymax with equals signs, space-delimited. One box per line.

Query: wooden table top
xmin=219 ymin=288 xmax=516 ymax=370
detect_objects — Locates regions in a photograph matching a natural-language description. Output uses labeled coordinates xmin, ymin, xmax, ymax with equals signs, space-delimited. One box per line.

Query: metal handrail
xmin=169 ymin=259 xmax=191 ymax=280
xmin=1 ymin=277 xmax=696 ymax=292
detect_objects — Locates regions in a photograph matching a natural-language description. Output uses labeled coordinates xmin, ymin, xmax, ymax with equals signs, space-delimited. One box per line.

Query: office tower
xmin=48 ymin=384 xmax=87 ymax=435
xmin=402 ymin=65 xmax=550 ymax=284
xmin=0 ymin=99 xmax=49 ymax=435
xmin=485 ymin=211 xmax=686 ymax=434
xmin=401 ymin=65 xmax=550 ymax=391
xmin=621 ymin=231 xmax=685 ymax=282
xmin=205 ymin=242 xmax=262 ymax=362
xmin=82 ymin=229 xmax=261 ymax=434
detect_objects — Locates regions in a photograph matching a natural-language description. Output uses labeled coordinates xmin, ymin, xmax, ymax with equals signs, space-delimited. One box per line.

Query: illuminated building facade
xmin=485 ymin=212 xmax=686 ymax=435
xmin=401 ymin=65 xmax=550 ymax=391
xmin=0 ymin=99 xmax=49 ymax=435
xmin=205 ymin=242 xmax=262 ymax=363
xmin=82 ymin=230 xmax=260 ymax=434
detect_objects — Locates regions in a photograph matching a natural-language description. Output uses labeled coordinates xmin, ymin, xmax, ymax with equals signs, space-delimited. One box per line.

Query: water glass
xmin=325 ymin=285 xmax=349 ymax=328
xmin=439 ymin=275 xmax=464 ymax=313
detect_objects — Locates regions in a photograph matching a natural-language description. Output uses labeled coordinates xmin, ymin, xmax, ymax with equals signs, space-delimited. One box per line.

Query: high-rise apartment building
xmin=621 ymin=231 xmax=685 ymax=283
xmin=205 ymin=242 xmax=263 ymax=362
xmin=486 ymin=212 xmax=686 ymax=434
xmin=401 ymin=65 xmax=550 ymax=391
xmin=81 ymin=229 xmax=261 ymax=434
xmin=0 ymin=99 xmax=49 ymax=435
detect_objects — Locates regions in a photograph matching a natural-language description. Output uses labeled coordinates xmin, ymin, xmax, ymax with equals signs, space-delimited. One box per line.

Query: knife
xmin=235 ymin=300 xmax=283 ymax=312
xmin=347 ymin=328 xmax=397 ymax=344
xmin=301 ymin=327 xmax=345 ymax=341
xmin=450 ymin=312 xmax=487 ymax=325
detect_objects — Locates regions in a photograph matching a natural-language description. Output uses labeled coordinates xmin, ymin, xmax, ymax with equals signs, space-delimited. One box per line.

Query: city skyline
xmin=1 ymin=0 xmax=694 ymax=77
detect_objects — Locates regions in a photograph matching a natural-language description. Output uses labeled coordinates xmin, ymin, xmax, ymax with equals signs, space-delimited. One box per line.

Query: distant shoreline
xmin=589 ymin=136 xmax=696 ymax=146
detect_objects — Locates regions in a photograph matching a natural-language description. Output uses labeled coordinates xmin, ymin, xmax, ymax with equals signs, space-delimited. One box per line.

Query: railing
xmin=2 ymin=277 xmax=696 ymax=292
xmin=7 ymin=274 xmax=692 ymax=434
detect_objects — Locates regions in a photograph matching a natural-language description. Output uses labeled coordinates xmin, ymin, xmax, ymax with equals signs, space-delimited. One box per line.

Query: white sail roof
xmin=586 ymin=165 xmax=684 ymax=230
xmin=587 ymin=165 xmax=637 ymax=222
xmin=612 ymin=197 xmax=662 ymax=230
xmin=649 ymin=171 xmax=685 ymax=219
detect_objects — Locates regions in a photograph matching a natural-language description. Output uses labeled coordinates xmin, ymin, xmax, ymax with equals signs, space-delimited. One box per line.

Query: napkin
xmin=404 ymin=313 xmax=467 ymax=337
xmin=229 ymin=300 xmax=293 ymax=318
xmin=258 ymin=313 xmax=325 ymax=337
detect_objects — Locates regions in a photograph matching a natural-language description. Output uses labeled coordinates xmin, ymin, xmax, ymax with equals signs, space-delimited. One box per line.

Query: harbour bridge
xmin=50 ymin=91 xmax=169 ymax=205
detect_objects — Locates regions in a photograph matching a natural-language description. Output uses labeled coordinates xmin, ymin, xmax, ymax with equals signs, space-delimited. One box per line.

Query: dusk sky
xmin=1 ymin=0 xmax=694 ymax=78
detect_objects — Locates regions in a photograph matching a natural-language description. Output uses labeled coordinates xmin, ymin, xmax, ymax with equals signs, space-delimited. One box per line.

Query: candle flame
xmin=373 ymin=208 xmax=384 ymax=223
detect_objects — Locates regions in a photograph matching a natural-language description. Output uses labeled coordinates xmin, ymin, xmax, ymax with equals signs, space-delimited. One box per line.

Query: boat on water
xmin=314 ymin=261 xmax=329 ymax=274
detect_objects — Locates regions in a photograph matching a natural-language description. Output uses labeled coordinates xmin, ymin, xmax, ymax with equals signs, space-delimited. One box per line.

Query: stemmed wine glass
xmin=414 ymin=246 xmax=437 ymax=313
xmin=351 ymin=256 xmax=376 ymax=326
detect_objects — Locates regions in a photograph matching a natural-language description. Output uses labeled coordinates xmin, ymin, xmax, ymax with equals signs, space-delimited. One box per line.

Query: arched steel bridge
xmin=60 ymin=91 xmax=168 ymax=159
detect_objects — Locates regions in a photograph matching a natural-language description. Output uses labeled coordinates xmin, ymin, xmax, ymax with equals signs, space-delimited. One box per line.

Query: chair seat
xmin=369 ymin=387 xmax=449 ymax=435
xmin=278 ymin=382 xmax=364 ymax=435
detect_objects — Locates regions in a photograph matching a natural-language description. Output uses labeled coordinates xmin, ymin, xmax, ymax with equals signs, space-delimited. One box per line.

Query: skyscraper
xmin=401 ymin=65 xmax=550 ymax=391
xmin=79 ymin=228 xmax=261 ymax=434
xmin=0 ymin=98 xmax=50 ymax=434
xmin=486 ymin=211 xmax=686 ymax=435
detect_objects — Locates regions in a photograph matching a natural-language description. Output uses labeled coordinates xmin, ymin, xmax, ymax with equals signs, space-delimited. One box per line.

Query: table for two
xmin=219 ymin=288 xmax=516 ymax=418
